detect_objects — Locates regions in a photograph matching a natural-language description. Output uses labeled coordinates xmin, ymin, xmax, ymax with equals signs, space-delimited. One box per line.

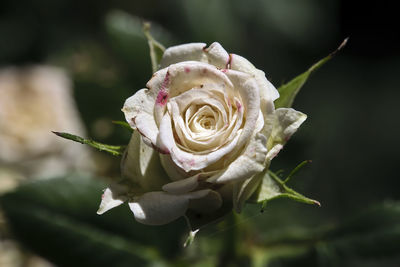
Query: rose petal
xmin=160 ymin=154 xmax=192 ymax=181
xmin=121 ymin=132 xmax=170 ymax=191
xmin=97 ymin=187 xmax=127 ymax=215
xmin=169 ymin=87 xmax=232 ymax=151
xmin=160 ymin=42 xmax=229 ymax=69
xmin=267 ymin=108 xmax=307 ymax=149
xmin=162 ymin=175 xmax=199 ymax=194
xmin=260 ymin=108 xmax=306 ymax=162
xmin=189 ymin=190 xmax=222 ymax=213
xmin=160 ymin=43 xmax=207 ymax=68
xmin=230 ymin=54 xmax=279 ymax=103
xmin=223 ymin=70 xmax=261 ymax=149
xmin=206 ymin=131 xmax=268 ymax=184
xmin=167 ymin=61 xmax=233 ymax=98
xmin=203 ymin=42 xmax=230 ymax=68
xmin=266 ymin=144 xmax=283 ymax=161
xmin=205 ymin=110 xmax=266 ymax=184
xmin=129 ymin=190 xmax=210 ymax=225
xmin=232 ymin=173 xmax=263 ymax=213
xmin=146 ymin=68 xmax=169 ymax=126
xmin=122 ymin=89 xmax=159 ymax=146
xmin=158 ymin=112 xmax=241 ymax=172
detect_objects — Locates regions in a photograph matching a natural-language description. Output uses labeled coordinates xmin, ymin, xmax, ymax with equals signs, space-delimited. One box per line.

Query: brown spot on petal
xmin=131 ymin=117 xmax=137 ymax=127
xmin=184 ymin=67 xmax=191 ymax=73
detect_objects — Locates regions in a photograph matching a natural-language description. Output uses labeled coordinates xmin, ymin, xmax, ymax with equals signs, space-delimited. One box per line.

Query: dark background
xmin=1 ymin=0 xmax=399 ymax=266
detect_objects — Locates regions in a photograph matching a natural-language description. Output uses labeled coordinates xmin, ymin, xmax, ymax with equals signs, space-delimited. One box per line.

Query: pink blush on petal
xmin=156 ymin=90 xmax=169 ymax=106
xmin=236 ymin=100 xmax=242 ymax=111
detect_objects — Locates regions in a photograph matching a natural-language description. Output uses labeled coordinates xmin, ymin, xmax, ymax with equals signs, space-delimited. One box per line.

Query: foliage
xmin=1 ymin=175 xmax=399 ymax=266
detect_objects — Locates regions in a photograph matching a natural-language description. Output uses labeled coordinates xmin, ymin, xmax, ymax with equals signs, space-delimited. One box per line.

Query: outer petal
xmin=160 ymin=42 xmax=229 ymax=69
xmin=230 ymin=54 xmax=279 ymax=103
xmin=129 ymin=190 xmax=210 ymax=225
xmin=162 ymin=175 xmax=199 ymax=194
xmin=122 ymin=89 xmax=159 ymax=146
xmin=189 ymin=190 xmax=222 ymax=213
xmin=206 ymin=132 xmax=268 ymax=184
xmin=266 ymin=144 xmax=283 ymax=161
xmin=267 ymin=108 xmax=307 ymax=150
xmin=160 ymin=154 xmax=192 ymax=181
xmin=167 ymin=61 xmax=233 ymax=97
xmin=97 ymin=187 xmax=127 ymax=215
xmin=121 ymin=132 xmax=170 ymax=191
xmin=160 ymin=43 xmax=207 ymax=68
xmin=228 ymin=108 xmax=307 ymax=210
xmin=232 ymin=173 xmax=263 ymax=213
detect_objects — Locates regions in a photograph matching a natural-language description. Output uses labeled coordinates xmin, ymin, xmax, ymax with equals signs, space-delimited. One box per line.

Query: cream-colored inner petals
xmin=168 ymin=81 xmax=243 ymax=155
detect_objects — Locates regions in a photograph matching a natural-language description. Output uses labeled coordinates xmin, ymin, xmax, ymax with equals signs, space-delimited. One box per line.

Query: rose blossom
xmin=97 ymin=42 xmax=306 ymax=226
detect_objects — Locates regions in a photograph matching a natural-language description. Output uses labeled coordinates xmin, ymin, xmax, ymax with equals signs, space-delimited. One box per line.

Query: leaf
xmin=52 ymin=131 xmax=125 ymax=156
xmin=283 ymin=160 xmax=312 ymax=184
xmin=274 ymin=38 xmax=348 ymax=109
xmin=112 ymin=120 xmax=133 ymax=133
xmin=256 ymin=201 xmax=400 ymax=266
xmin=105 ymin=10 xmax=170 ymax=75
xmin=104 ymin=10 xmax=150 ymax=76
xmin=0 ymin=174 xmax=187 ymax=266
xmin=249 ymin=170 xmax=320 ymax=210
xmin=143 ymin=22 xmax=166 ymax=73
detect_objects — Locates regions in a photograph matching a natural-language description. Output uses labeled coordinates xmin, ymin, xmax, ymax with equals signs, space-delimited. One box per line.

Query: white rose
xmin=97 ymin=42 xmax=306 ymax=227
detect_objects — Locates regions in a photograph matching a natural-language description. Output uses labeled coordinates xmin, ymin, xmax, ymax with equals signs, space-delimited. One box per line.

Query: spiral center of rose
xmin=189 ymin=105 xmax=217 ymax=132
xmin=167 ymin=83 xmax=244 ymax=155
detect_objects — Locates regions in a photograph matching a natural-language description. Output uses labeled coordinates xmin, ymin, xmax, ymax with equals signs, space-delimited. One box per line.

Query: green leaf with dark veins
xmin=52 ymin=131 xmax=125 ymax=156
xmin=249 ymin=170 xmax=320 ymax=210
xmin=143 ymin=22 xmax=166 ymax=73
xmin=274 ymin=38 xmax=348 ymax=109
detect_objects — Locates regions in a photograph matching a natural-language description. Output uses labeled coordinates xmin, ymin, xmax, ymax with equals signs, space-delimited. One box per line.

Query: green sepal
xmin=274 ymin=38 xmax=348 ymax=108
xmin=142 ymin=22 xmax=166 ymax=73
xmin=249 ymin=170 xmax=320 ymax=211
xmin=283 ymin=160 xmax=311 ymax=184
xmin=111 ymin=120 xmax=133 ymax=133
xmin=52 ymin=131 xmax=125 ymax=156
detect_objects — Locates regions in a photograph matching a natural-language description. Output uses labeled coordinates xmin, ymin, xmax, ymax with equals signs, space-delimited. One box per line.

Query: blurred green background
xmin=0 ymin=0 xmax=399 ymax=266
